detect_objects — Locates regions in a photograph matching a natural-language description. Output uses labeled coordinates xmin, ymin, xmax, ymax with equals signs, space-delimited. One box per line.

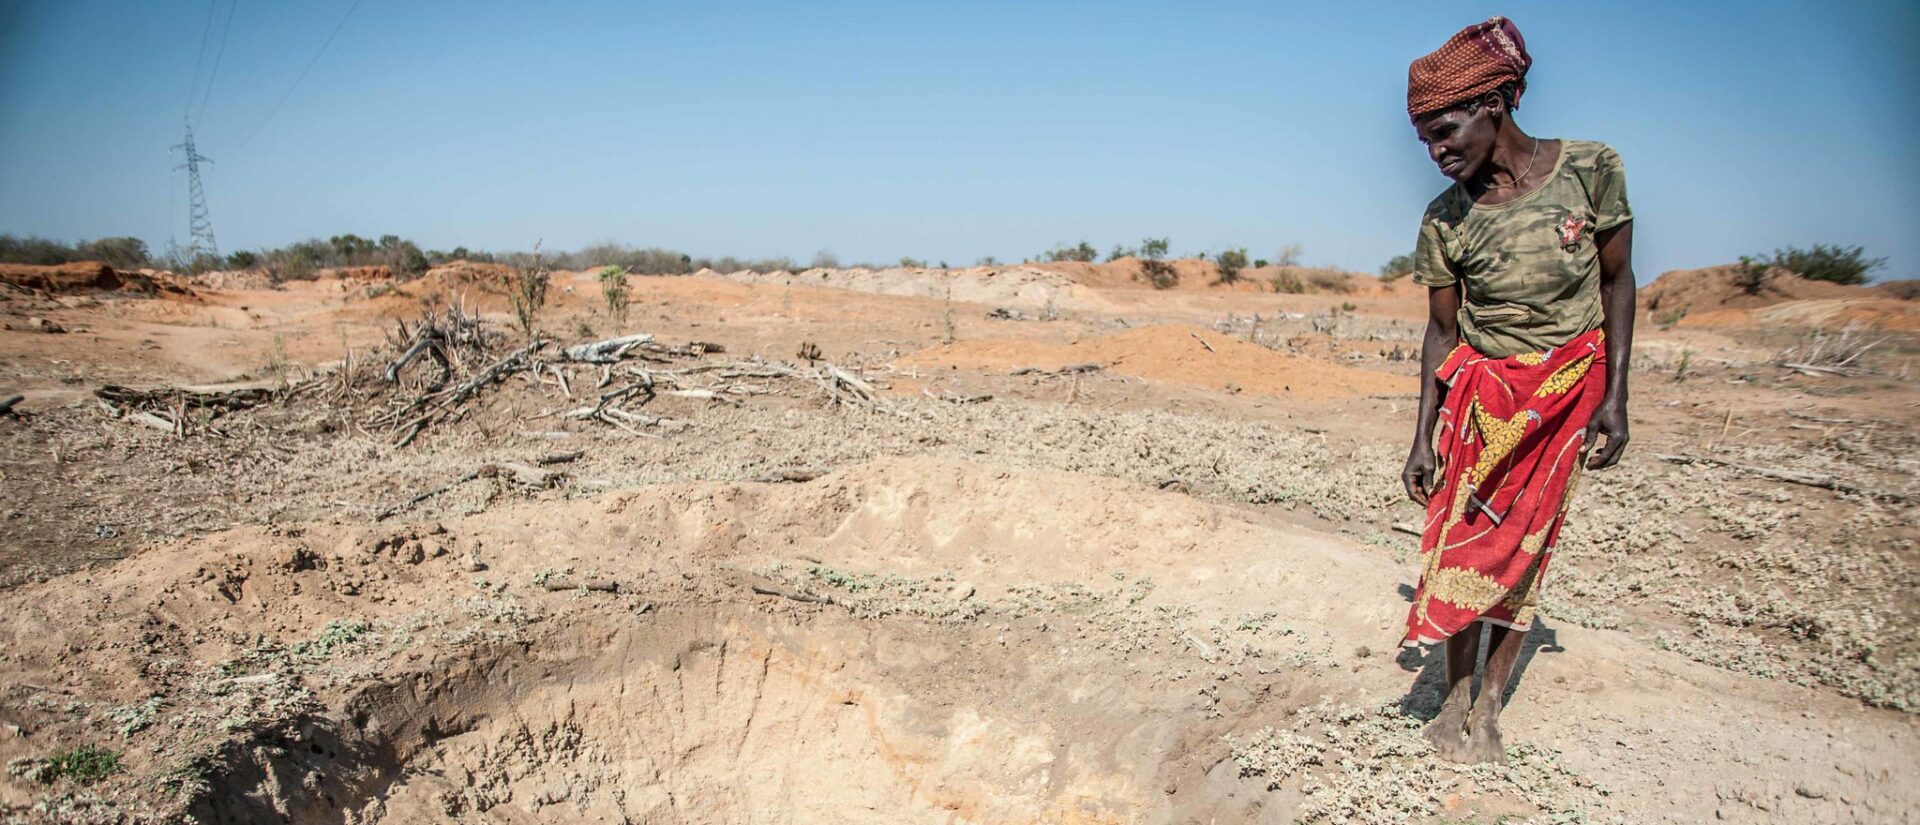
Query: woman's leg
xmin=1423 ymin=628 xmax=1478 ymax=761
xmin=1465 ymin=621 xmax=1529 ymax=763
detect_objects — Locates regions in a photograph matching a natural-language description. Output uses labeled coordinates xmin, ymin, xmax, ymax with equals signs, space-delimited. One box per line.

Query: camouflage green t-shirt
xmin=1412 ymin=139 xmax=1632 ymax=358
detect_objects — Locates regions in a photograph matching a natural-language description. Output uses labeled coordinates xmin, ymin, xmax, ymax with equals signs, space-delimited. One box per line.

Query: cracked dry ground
xmin=1 ymin=269 xmax=1916 ymax=824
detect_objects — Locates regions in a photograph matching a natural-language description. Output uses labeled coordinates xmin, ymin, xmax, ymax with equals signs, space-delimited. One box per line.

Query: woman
xmin=1398 ymin=17 xmax=1635 ymax=765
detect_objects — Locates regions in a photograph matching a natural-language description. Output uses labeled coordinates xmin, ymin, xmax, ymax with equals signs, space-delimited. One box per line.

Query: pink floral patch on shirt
xmin=1558 ymin=215 xmax=1587 ymax=250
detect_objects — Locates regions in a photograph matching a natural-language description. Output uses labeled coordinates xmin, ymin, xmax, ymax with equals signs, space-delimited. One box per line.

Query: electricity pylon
xmin=172 ymin=125 xmax=219 ymax=262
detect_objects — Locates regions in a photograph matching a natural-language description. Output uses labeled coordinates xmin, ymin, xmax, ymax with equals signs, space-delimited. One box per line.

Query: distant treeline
xmin=0 ymin=234 xmax=815 ymax=279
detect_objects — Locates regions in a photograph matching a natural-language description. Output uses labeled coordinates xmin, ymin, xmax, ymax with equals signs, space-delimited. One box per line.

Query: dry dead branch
xmin=541 ymin=578 xmax=620 ymax=593
xmin=1011 ymin=363 xmax=1103 ymax=377
xmin=756 ymin=468 xmax=824 ymax=483
xmin=923 ymin=389 xmax=992 ymax=404
xmin=561 ymin=333 xmax=655 ymax=364
xmin=748 ymin=581 xmax=835 ymax=605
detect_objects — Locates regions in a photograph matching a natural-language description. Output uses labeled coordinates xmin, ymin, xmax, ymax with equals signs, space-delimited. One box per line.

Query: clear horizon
xmin=1 ymin=1 xmax=1916 ymax=281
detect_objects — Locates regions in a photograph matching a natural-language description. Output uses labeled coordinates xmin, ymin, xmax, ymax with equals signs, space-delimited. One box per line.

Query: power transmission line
xmin=183 ymin=0 xmax=220 ymax=123
xmin=235 ymin=0 xmax=363 ymax=150
xmin=193 ymin=0 xmax=239 ymax=127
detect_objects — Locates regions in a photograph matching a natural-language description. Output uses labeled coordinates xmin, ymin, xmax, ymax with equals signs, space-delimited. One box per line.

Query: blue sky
xmin=1 ymin=1 xmax=1915 ymax=280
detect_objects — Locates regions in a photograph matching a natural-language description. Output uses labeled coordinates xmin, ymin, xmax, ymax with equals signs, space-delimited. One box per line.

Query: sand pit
xmin=1 ymin=458 xmax=1909 ymax=824
xmin=897 ymin=324 xmax=1415 ymax=400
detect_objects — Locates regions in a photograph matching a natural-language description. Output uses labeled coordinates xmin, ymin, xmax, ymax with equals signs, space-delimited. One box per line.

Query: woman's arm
xmin=1404 ymin=283 xmax=1461 ymax=505
xmin=1585 ymin=221 xmax=1635 ymax=469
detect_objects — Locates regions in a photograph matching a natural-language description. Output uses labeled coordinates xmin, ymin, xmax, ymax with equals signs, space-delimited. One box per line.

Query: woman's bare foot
xmin=1464 ymin=702 xmax=1507 ymax=764
xmin=1423 ymin=692 xmax=1473 ymax=762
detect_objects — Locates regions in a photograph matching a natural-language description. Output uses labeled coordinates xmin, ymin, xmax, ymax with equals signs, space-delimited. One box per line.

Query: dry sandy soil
xmin=0 ymin=260 xmax=1916 ymax=824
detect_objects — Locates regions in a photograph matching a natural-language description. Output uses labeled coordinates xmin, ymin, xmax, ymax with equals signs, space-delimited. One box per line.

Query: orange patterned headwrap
xmin=1406 ymin=16 xmax=1531 ymax=119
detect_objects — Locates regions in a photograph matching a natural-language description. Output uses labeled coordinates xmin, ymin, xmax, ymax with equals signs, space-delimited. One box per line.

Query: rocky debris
xmin=2 ymin=316 xmax=65 ymax=333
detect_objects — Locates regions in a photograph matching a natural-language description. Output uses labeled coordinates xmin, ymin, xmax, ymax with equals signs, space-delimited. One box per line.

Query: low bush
xmin=1043 ymin=241 xmax=1098 ymax=263
xmin=1741 ymin=244 xmax=1885 ymax=286
xmin=1379 ymin=253 xmax=1414 ymax=281
xmin=1216 ymin=248 xmax=1250 ymax=284
xmin=1270 ymin=267 xmax=1352 ymax=294
xmin=599 ymin=265 xmax=630 ymax=325
xmin=0 ymin=234 xmax=152 ymax=270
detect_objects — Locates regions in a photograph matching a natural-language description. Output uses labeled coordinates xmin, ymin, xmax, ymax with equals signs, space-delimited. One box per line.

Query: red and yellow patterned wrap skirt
xmin=1402 ymin=328 xmax=1607 ymax=646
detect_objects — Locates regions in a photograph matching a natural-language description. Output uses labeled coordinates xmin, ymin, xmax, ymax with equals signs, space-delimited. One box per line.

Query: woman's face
xmin=1414 ymin=100 xmax=1498 ymax=182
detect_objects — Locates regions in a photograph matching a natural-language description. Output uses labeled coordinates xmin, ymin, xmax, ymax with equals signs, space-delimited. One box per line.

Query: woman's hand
xmin=1583 ymin=398 xmax=1630 ymax=469
xmin=1403 ymin=442 xmax=1438 ymax=506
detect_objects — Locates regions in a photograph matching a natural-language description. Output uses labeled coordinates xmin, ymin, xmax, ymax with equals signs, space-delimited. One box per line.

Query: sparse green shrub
xmin=1107 ymin=244 xmax=1136 ymax=262
xmin=1139 ymin=237 xmax=1176 ymax=289
xmin=811 ymin=249 xmax=840 ymax=269
xmin=291 ymin=619 xmax=370 ymax=658
xmin=1744 ymin=244 xmax=1885 ymax=286
xmin=1043 ymin=241 xmax=1099 ymax=263
xmin=598 ymin=265 xmax=630 ymax=325
xmin=510 ymin=245 xmax=550 ymax=338
xmin=1215 ymin=248 xmax=1250 ymax=283
xmin=899 ymin=257 xmax=926 ymax=268
xmin=10 ymin=746 xmax=122 ymax=786
xmin=1379 ymin=253 xmax=1414 ymax=281
xmin=1733 ymin=258 xmax=1773 ymax=294
xmin=1274 ymin=243 xmax=1303 ymax=267
xmin=1253 ymin=258 xmax=1269 ymax=269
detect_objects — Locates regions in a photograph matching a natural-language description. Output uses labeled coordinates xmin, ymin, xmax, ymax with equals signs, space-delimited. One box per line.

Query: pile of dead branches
xmin=94 ymin=383 xmax=295 ymax=438
xmin=358 ymin=301 xmax=894 ymax=445
xmin=93 ymin=299 xmax=899 ymax=447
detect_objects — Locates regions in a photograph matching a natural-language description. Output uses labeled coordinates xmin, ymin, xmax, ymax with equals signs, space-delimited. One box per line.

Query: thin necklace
xmin=1484 ymin=138 xmax=1540 ymax=191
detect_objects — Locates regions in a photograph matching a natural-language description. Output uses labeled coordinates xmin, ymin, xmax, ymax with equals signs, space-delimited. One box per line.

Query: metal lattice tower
xmin=172 ymin=125 xmax=219 ymax=261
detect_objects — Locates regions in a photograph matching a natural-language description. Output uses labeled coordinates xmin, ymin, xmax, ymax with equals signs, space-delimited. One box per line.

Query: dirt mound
xmin=1642 ymin=265 xmax=1863 ymax=318
xmin=1645 ymin=267 xmax=1920 ymax=331
xmin=192 ymin=269 xmax=274 ymax=291
xmin=1750 ymin=298 xmax=1920 ymax=332
xmin=0 ymin=262 xmax=201 ymax=302
xmin=1876 ymin=279 xmax=1920 ymax=300
xmin=316 ymin=265 xmax=394 ymax=282
xmin=898 ymin=323 xmax=1414 ymax=400
xmin=0 ymin=261 xmax=123 ymax=293
xmin=406 ymin=260 xmax=517 ymax=295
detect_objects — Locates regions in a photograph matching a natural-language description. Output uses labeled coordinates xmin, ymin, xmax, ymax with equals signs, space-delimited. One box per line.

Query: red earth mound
xmin=1642 ymin=265 xmax=1862 ymax=317
xmin=0 ymin=262 xmax=197 ymax=299
xmin=0 ymin=261 xmax=123 ymax=292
